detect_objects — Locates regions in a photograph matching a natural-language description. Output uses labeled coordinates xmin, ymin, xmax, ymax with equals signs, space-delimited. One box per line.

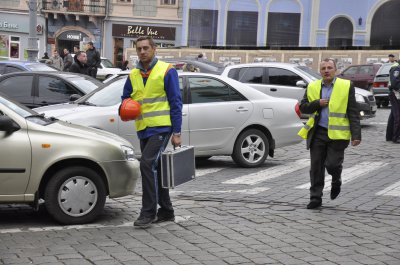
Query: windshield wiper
xmin=77 ymin=101 xmax=97 ymax=106
xmin=25 ymin=113 xmax=46 ymax=119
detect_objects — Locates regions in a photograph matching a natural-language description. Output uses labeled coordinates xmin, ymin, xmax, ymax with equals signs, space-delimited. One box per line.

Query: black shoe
xmin=133 ymin=216 xmax=156 ymax=228
xmin=154 ymin=213 xmax=175 ymax=223
xmin=307 ymin=200 xmax=322 ymax=209
xmin=330 ymin=185 xmax=341 ymax=200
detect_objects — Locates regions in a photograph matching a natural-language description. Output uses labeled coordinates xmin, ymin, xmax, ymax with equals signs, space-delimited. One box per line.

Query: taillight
xmin=295 ymin=102 xmax=301 ymax=118
xmin=373 ymin=82 xmax=388 ymax=88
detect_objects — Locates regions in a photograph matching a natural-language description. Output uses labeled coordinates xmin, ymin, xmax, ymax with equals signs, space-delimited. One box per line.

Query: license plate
xmin=372 ymin=105 xmax=377 ymax=112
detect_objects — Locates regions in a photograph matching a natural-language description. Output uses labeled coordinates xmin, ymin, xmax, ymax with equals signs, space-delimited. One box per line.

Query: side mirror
xmin=296 ymin=80 xmax=308 ymax=88
xmin=0 ymin=115 xmax=20 ymax=135
xmin=98 ymin=65 xmax=103 ymax=69
xmin=69 ymin=94 xmax=81 ymax=101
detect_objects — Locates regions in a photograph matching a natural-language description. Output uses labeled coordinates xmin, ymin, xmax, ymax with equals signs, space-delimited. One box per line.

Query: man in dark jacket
xmin=86 ymin=41 xmax=101 ymax=78
xmin=69 ymin=51 xmax=89 ymax=75
xmin=63 ymin=48 xmax=73 ymax=71
xmin=298 ymin=58 xmax=361 ymax=209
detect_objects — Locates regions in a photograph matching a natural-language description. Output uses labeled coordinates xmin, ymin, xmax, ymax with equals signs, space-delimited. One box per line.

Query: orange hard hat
xmin=119 ymin=98 xmax=141 ymax=121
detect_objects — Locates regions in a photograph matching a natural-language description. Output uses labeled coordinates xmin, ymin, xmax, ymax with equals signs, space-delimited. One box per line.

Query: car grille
xmin=368 ymin=95 xmax=375 ymax=102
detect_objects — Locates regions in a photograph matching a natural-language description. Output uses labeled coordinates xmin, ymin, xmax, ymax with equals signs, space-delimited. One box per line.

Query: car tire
xmin=232 ymin=129 xmax=269 ymax=168
xmin=44 ymin=166 xmax=106 ymax=225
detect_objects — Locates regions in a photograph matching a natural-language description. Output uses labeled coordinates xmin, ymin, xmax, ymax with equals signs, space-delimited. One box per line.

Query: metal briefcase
xmin=161 ymin=145 xmax=195 ymax=188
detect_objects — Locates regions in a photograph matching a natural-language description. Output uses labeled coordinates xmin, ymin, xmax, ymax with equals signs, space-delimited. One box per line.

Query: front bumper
xmin=99 ymin=159 xmax=140 ymax=198
xmin=357 ymin=101 xmax=376 ymax=120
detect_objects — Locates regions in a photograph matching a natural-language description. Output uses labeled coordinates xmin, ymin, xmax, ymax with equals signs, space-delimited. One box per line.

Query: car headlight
xmin=355 ymin=93 xmax=365 ymax=103
xmin=121 ymin=145 xmax=136 ymax=161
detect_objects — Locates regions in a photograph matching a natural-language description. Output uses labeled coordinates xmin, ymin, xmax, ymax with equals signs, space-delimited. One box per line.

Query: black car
xmin=0 ymin=72 xmax=102 ymax=108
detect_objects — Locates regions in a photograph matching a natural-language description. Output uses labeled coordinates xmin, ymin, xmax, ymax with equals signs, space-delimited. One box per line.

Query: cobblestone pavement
xmin=1 ymin=108 xmax=399 ymax=265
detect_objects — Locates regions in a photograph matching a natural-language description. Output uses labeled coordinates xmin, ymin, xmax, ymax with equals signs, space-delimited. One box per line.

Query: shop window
xmin=226 ymin=11 xmax=258 ymax=47
xmin=160 ymin=0 xmax=176 ymax=5
xmin=267 ymin=12 xmax=300 ymax=47
xmin=10 ymin=36 xmax=20 ymax=59
xmin=188 ymin=9 xmax=218 ymax=48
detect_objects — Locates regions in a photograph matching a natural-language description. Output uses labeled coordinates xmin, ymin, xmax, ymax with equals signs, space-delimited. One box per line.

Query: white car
xmin=35 ymin=73 xmax=304 ymax=168
xmin=222 ymin=62 xmax=377 ymax=120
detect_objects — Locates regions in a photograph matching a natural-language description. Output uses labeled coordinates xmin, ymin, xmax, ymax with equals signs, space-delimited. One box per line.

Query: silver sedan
xmin=35 ymin=73 xmax=304 ymax=168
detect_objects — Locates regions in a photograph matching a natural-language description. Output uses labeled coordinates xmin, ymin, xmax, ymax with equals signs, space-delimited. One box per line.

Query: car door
xmin=0 ymin=75 xmax=34 ymax=107
xmin=340 ymin=66 xmax=358 ymax=85
xmin=264 ymin=67 xmax=306 ymax=101
xmin=0 ymin=112 xmax=31 ymax=197
xmin=186 ymin=76 xmax=252 ymax=152
xmin=34 ymin=75 xmax=83 ymax=107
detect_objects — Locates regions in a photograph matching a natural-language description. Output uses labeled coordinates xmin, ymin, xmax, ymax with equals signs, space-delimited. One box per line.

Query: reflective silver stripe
xmin=329 ymin=125 xmax=350 ymax=131
xmin=303 ymin=124 xmax=311 ymax=130
xmin=329 ymin=112 xmax=347 ymax=118
xmin=142 ymin=110 xmax=170 ymax=118
xmin=143 ymin=97 xmax=168 ymax=104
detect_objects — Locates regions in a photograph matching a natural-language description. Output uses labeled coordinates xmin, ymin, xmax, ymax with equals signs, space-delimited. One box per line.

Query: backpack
xmin=390 ymin=64 xmax=400 ymax=91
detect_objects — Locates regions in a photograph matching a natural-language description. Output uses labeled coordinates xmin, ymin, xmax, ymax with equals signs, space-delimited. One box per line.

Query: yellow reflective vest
xmin=298 ymin=78 xmax=351 ymax=140
xmin=129 ymin=61 xmax=172 ymax=132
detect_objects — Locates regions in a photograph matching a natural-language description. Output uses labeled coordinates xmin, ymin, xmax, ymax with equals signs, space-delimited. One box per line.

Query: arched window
xmin=371 ymin=1 xmax=400 ymax=47
xmin=328 ymin=17 xmax=353 ymax=48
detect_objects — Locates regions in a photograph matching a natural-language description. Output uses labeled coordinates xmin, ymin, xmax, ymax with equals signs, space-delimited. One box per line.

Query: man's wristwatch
xmin=172 ymin=132 xmax=181 ymax=136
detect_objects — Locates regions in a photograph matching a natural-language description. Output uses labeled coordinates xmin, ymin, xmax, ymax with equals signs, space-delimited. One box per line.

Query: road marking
xmin=172 ymin=187 xmax=269 ymax=195
xmin=196 ymin=168 xmax=224 ymax=177
xmin=0 ymin=216 xmax=193 ymax=234
xmin=223 ymin=159 xmax=310 ymax=185
xmin=376 ymin=181 xmax=400 ymax=196
xmin=296 ymin=161 xmax=388 ymax=190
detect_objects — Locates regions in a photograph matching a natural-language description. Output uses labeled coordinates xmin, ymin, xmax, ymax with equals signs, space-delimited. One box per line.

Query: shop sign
xmin=112 ymin=24 xmax=176 ymax=41
xmin=58 ymin=30 xmax=88 ymax=41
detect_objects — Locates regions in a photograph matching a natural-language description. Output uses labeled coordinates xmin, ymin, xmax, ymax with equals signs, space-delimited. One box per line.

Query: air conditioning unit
xmin=51 ymin=0 xmax=61 ymax=9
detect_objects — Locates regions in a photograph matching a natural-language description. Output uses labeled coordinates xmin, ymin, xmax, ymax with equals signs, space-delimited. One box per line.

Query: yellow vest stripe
xmin=329 ymin=112 xmax=347 ymax=118
xmin=143 ymin=97 xmax=168 ymax=104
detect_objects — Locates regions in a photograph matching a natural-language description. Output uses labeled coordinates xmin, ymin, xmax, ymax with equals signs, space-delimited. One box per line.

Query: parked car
xmin=0 ymin=93 xmax=139 ymax=224
xmin=221 ymin=62 xmax=377 ymax=120
xmin=337 ymin=63 xmax=381 ymax=90
xmin=0 ymin=72 xmax=102 ymax=108
xmin=35 ymin=73 xmax=304 ymax=168
xmin=372 ymin=63 xmax=393 ymax=108
xmin=0 ymin=60 xmax=57 ymax=75
xmin=163 ymin=58 xmax=226 ymax=74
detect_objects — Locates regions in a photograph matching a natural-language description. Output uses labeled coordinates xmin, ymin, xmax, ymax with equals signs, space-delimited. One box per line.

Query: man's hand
xmin=351 ymin=140 xmax=361 ymax=146
xmin=171 ymin=135 xmax=181 ymax=147
xmin=319 ymin=98 xmax=329 ymax=107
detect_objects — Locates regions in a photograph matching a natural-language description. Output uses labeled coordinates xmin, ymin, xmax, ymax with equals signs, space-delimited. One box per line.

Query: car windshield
xmin=101 ymin=58 xmax=115 ymax=68
xmin=26 ymin=63 xmax=58 ymax=71
xmin=296 ymin=66 xmax=321 ymax=80
xmin=377 ymin=63 xmax=393 ymax=75
xmin=76 ymin=78 xmax=125 ymax=107
xmin=68 ymin=78 xmax=102 ymax=94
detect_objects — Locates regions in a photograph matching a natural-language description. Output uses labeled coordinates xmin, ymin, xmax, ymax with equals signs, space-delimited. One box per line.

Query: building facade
xmin=181 ymin=0 xmax=400 ymax=48
xmin=0 ymin=1 xmax=46 ymax=60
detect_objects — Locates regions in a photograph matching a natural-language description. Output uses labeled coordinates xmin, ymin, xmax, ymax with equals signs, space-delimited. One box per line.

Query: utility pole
xmin=27 ymin=0 xmax=39 ymax=61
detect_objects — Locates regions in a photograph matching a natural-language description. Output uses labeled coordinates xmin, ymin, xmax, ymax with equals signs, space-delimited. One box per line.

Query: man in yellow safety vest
xmin=298 ymin=58 xmax=361 ymax=209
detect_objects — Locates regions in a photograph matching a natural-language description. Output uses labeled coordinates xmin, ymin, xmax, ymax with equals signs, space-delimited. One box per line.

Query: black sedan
xmin=0 ymin=72 xmax=102 ymax=108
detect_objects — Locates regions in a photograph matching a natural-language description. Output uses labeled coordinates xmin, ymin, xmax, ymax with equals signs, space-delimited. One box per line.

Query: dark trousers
xmin=386 ymin=92 xmax=400 ymax=141
xmin=309 ymin=126 xmax=349 ymax=201
xmin=139 ymin=133 xmax=173 ymax=218
xmin=88 ymin=67 xmax=98 ymax=78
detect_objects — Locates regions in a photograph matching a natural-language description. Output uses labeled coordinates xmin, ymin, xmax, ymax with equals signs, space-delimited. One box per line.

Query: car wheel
xmin=232 ymin=129 xmax=269 ymax=168
xmin=44 ymin=166 xmax=106 ymax=225
xmin=382 ymin=101 xmax=389 ymax=107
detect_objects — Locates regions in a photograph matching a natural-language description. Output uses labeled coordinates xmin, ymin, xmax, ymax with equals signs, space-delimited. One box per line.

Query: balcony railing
xmin=42 ymin=0 xmax=106 ymax=15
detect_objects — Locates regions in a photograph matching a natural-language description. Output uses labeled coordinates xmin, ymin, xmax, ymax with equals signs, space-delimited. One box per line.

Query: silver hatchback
xmin=0 ymin=94 xmax=139 ymax=224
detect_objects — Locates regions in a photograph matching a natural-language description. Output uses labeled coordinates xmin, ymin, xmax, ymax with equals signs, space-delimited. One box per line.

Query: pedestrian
xmin=386 ymin=60 xmax=400 ymax=143
xmin=121 ymin=36 xmax=182 ymax=228
xmin=121 ymin=60 xmax=129 ymax=71
xmin=73 ymin=45 xmax=80 ymax=54
xmin=388 ymin=54 xmax=397 ymax=63
xmin=69 ymin=51 xmax=89 ymax=75
xmin=298 ymin=58 xmax=361 ymax=209
xmin=42 ymin=52 xmax=49 ymax=59
xmin=197 ymin=53 xmax=203 ymax=59
xmin=63 ymin=48 xmax=73 ymax=71
xmin=86 ymin=41 xmax=101 ymax=78
xmin=47 ymin=50 xmax=64 ymax=70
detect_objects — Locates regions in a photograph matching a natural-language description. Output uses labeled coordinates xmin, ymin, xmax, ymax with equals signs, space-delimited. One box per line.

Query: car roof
xmin=224 ymin=62 xmax=300 ymax=69
xmin=0 ymin=71 xmax=102 ymax=81
xmin=0 ymin=60 xmax=44 ymax=66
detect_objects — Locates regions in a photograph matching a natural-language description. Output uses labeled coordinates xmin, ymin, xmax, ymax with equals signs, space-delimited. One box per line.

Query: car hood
xmin=34 ymin=103 xmax=99 ymax=118
xmin=354 ymin=87 xmax=373 ymax=96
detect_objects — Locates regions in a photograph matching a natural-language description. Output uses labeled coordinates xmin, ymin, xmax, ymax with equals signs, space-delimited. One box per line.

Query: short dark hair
xmin=389 ymin=54 xmax=395 ymax=57
xmin=321 ymin=58 xmax=337 ymax=69
xmin=73 ymin=45 xmax=80 ymax=50
xmin=76 ymin=51 xmax=86 ymax=58
xmin=88 ymin=41 xmax=94 ymax=46
xmin=136 ymin=36 xmax=155 ymax=48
